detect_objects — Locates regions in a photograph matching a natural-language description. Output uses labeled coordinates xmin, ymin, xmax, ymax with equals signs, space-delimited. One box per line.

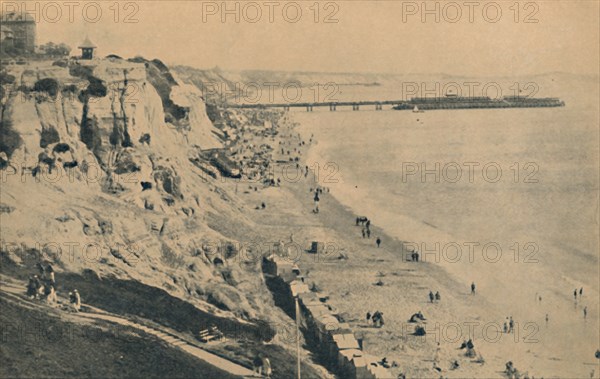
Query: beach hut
xmin=290 ymin=279 xmax=310 ymax=297
xmin=333 ymin=333 xmax=361 ymax=370
xmin=265 ymin=255 xmax=300 ymax=282
xmin=353 ymin=355 xmax=377 ymax=379
xmin=338 ymin=348 xmax=376 ymax=378
xmin=298 ymin=290 xmax=319 ymax=306
xmin=303 ymin=302 xmax=333 ymax=338
xmin=313 ymin=313 xmax=340 ymax=342
xmin=310 ymin=241 xmax=324 ymax=254
xmin=305 ymin=303 xmax=332 ymax=320
xmin=333 ymin=333 xmax=360 ymax=351
xmin=262 ymin=255 xmax=278 ymax=276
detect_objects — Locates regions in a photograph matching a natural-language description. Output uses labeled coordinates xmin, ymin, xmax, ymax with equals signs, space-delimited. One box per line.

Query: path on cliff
xmin=0 ymin=278 xmax=258 ymax=379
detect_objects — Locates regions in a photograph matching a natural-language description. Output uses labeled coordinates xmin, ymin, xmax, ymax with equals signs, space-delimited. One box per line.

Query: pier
xmin=225 ymin=100 xmax=400 ymax=112
xmin=222 ymin=97 xmax=565 ymax=112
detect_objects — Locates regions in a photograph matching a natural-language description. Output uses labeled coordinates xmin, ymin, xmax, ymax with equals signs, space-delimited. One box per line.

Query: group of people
xmin=312 ymin=187 xmax=325 ymax=213
xmin=25 ymin=262 xmax=81 ymax=312
xmin=572 ymin=288 xmax=589 ymax=320
xmin=26 ymin=263 xmax=56 ymax=305
xmin=503 ymin=316 xmax=515 ymax=334
xmin=366 ymin=310 xmax=385 ymax=328
xmin=354 ymin=216 xmax=383 ymax=248
xmin=252 ymin=355 xmax=272 ymax=378
xmin=356 ymin=217 xmax=372 ymax=238
xmin=428 ymin=291 xmax=441 ymax=303
xmin=458 ymin=338 xmax=476 ymax=358
xmin=504 ymin=360 xmax=523 ymax=379
xmin=378 ymin=357 xmax=398 ymax=369
xmin=408 ymin=311 xmax=426 ymax=323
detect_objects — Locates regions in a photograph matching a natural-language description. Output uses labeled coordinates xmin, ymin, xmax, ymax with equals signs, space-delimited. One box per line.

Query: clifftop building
xmin=78 ymin=37 xmax=97 ymax=60
xmin=0 ymin=12 xmax=36 ymax=53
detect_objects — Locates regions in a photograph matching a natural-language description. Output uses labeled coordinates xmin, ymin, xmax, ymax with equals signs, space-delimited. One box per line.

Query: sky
xmin=4 ymin=0 xmax=599 ymax=76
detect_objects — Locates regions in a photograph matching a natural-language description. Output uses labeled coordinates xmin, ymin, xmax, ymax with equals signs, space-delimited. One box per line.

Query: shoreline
xmin=224 ymin=109 xmax=600 ymax=378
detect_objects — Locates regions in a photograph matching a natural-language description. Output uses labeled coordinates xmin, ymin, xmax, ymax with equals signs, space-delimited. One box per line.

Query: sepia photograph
xmin=0 ymin=1 xmax=598 ymax=378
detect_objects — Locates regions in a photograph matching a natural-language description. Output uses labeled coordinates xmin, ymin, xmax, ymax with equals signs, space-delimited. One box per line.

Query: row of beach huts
xmin=263 ymin=251 xmax=393 ymax=379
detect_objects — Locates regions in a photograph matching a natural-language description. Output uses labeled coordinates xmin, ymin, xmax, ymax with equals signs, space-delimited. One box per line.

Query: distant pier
xmin=222 ymin=96 xmax=565 ymax=112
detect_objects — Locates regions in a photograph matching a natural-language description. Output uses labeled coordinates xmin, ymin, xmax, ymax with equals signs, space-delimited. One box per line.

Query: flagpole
xmin=295 ymin=296 xmax=301 ymax=379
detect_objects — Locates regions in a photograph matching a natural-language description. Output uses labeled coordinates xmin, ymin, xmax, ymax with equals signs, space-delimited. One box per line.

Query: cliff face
xmin=0 ymin=58 xmax=277 ymax=324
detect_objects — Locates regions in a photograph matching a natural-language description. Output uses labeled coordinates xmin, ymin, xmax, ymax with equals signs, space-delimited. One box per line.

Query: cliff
xmin=0 ymin=57 xmax=281 ymax=327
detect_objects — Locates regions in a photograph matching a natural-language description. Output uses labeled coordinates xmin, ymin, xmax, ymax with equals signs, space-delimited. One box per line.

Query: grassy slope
xmin=0 ymin=296 xmax=239 ymax=379
xmin=0 ymin=254 xmax=324 ymax=379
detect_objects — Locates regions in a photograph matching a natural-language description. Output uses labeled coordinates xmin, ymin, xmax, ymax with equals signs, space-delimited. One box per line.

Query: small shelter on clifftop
xmin=78 ymin=36 xmax=97 ymax=59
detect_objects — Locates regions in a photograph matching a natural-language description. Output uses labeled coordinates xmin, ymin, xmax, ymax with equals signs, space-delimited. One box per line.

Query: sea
xmin=289 ymin=74 xmax=599 ymax=377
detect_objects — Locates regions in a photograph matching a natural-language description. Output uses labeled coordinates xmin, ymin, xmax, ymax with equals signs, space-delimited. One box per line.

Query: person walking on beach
xmin=376 ymin=237 xmax=381 ymax=248
xmin=362 ymin=228 xmax=366 ymax=238
xmin=366 ymin=229 xmax=371 ymax=238
xmin=471 ymin=282 xmax=476 ymax=294
xmin=580 ymin=287 xmax=583 ymax=297
xmin=435 ymin=291 xmax=441 ymax=302
xmin=372 ymin=311 xmax=385 ymax=327
xmin=509 ymin=317 xmax=514 ymax=333
xmin=583 ymin=306 xmax=587 ymax=319
xmin=433 ymin=342 xmax=441 ymax=364
xmin=574 ymin=289 xmax=578 ymax=300
xmin=545 ymin=313 xmax=549 ymax=326
xmin=503 ymin=322 xmax=508 ymax=333
xmin=429 ymin=291 xmax=435 ymax=303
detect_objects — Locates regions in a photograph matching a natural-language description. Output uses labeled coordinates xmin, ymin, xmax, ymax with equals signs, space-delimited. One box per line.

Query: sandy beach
xmin=212 ymin=107 xmax=600 ymax=379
